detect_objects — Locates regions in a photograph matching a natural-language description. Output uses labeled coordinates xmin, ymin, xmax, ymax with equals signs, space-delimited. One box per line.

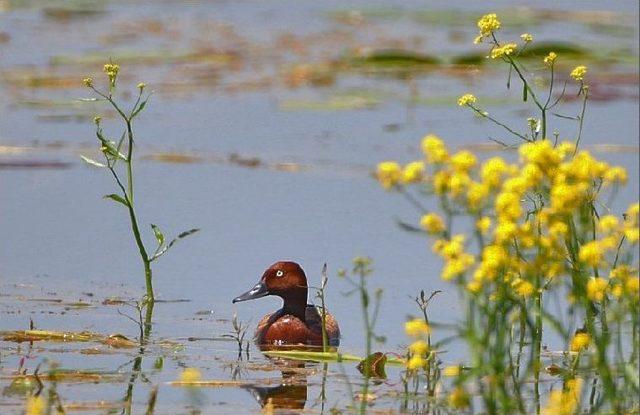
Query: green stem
xmin=573 ymin=85 xmax=589 ymax=155
xmin=469 ymin=105 xmax=531 ymax=142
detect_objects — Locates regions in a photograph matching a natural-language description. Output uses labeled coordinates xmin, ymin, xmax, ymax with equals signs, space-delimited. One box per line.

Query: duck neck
xmin=280 ymin=288 xmax=308 ymax=321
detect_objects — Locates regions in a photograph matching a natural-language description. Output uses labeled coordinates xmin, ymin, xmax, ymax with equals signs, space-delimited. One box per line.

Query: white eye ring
xmin=276 ymin=270 xmax=284 ymax=277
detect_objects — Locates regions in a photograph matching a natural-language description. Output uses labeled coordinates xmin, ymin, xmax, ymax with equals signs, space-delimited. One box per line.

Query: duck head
xmin=233 ymin=261 xmax=308 ymax=307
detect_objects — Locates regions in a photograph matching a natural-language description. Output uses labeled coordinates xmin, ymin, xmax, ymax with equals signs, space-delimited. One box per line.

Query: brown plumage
xmin=233 ymin=261 xmax=340 ymax=347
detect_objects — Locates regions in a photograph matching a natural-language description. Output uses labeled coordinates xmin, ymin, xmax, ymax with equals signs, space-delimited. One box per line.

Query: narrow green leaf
xmin=625 ymin=364 xmax=640 ymax=392
xmin=103 ymin=194 xmax=129 ymax=207
xmin=80 ymin=155 xmax=105 ymax=168
xmin=150 ymin=224 xmax=165 ymax=248
xmin=523 ymin=84 xmax=528 ymax=102
xmin=151 ymin=228 xmax=200 ymax=261
xmin=395 ymin=217 xmax=424 ymax=233
xmin=131 ymin=95 xmax=152 ymax=119
xmin=263 ymin=350 xmax=405 ymax=365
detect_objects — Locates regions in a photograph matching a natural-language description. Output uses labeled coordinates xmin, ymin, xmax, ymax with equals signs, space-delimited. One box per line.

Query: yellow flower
xmin=626 ymin=277 xmax=639 ymax=296
xmin=103 ymin=63 xmax=120 ymax=86
xmin=542 ymin=378 xmax=583 ymax=415
xmin=434 ymin=235 xmax=466 ymax=259
xmin=420 ymin=213 xmax=445 ymax=235
xmin=495 ymin=192 xmax=522 ymax=221
xmin=421 ymin=134 xmax=449 ymax=163
xmin=481 ymin=157 xmax=509 ymax=189
xmin=405 ymin=318 xmax=430 ymax=337
xmin=597 ymin=215 xmax=619 ymax=233
xmin=408 ymin=340 xmax=429 ymax=355
xmin=82 ymin=77 xmax=93 ymax=87
xmin=603 ymin=166 xmax=627 ymax=184
xmin=137 ymin=82 xmax=146 ymax=90
xmin=467 ymin=182 xmax=489 ymax=208
xmin=570 ymin=333 xmax=591 ymax=352
xmin=376 ymin=161 xmax=402 ymax=190
xmin=467 ymin=280 xmax=482 ymax=293
xmin=625 ymin=227 xmax=639 ymax=244
xmin=520 ymin=33 xmax=533 ymax=42
xmin=407 ymin=354 xmax=426 ymax=370
xmin=512 ymin=278 xmax=535 ymax=297
xmin=586 ymin=277 xmax=608 ymax=302
xmin=457 ymin=93 xmax=477 ymax=106
xmin=481 ymin=244 xmax=508 ymax=270
xmin=549 ymin=222 xmax=568 ymax=240
xmin=570 ymin=65 xmax=587 ymax=81
xmin=448 ymin=386 xmax=470 ymax=409
xmin=451 ymin=150 xmax=477 ymax=172
xmin=441 ymin=254 xmax=475 ymax=280
xmin=180 ymin=367 xmax=202 ymax=382
xmin=495 ymin=221 xmax=517 ymax=244
xmin=490 ymin=43 xmax=517 ymax=59
xmin=475 ymin=13 xmax=501 ymax=43
xmin=93 ymin=116 xmax=102 ymax=125
xmin=543 ymin=52 xmax=557 ymax=66
xmin=449 ymin=171 xmax=471 ymax=197
xmin=25 ymin=395 xmax=46 ymax=415
xmin=443 ymin=365 xmax=460 ymax=377
xmin=578 ymin=241 xmax=604 ymax=267
xmin=476 ymin=217 xmax=491 ymax=235
xmin=433 ymin=170 xmax=451 ymax=195
xmin=402 ymin=161 xmax=425 ymax=184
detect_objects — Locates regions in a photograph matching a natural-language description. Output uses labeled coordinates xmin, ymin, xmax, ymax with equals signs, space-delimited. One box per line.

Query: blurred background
xmin=0 ymin=1 xmax=638 ymax=410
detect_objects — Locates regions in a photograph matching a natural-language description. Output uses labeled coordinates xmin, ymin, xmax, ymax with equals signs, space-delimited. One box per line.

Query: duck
xmin=232 ymin=261 xmax=340 ymax=347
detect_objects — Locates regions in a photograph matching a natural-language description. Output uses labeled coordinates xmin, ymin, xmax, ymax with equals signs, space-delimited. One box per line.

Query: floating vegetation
xmin=1 ymin=330 xmax=138 ymax=349
xmin=50 ymin=48 xmax=240 ymax=67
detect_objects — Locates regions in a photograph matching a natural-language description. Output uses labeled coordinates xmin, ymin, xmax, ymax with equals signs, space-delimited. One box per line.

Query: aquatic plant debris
xmin=0 ymin=330 xmax=137 ymax=348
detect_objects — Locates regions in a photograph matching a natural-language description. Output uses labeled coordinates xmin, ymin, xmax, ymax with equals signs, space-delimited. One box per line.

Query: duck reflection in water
xmin=243 ymin=360 xmax=310 ymax=411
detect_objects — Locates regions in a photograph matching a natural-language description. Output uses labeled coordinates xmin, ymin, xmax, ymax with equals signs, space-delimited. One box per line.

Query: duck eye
xmin=276 ymin=270 xmax=284 ymax=277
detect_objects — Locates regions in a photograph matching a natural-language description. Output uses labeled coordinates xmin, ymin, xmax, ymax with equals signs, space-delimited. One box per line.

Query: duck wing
xmin=305 ymin=305 xmax=340 ymax=346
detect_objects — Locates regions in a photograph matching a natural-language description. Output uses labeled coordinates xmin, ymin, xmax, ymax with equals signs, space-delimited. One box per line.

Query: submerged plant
xmin=81 ymin=64 xmax=198 ymax=333
xmin=376 ymin=13 xmax=639 ymax=414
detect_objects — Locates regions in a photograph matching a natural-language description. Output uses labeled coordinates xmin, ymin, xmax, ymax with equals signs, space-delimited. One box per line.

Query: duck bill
xmin=233 ymin=280 xmax=269 ymax=303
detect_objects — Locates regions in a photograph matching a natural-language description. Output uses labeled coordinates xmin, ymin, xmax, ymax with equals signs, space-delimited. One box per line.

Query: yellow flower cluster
xmin=543 ymin=52 xmax=557 ymax=66
xmin=448 ymin=386 xmax=470 ymax=409
xmin=25 ymin=395 xmax=46 ymax=415
xmin=402 ymin=161 xmax=425 ymax=184
xmin=405 ymin=318 xmax=430 ymax=337
xmin=490 ymin=43 xmax=517 ymax=59
xmin=405 ymin=318 xmax=431 ymax=370
xmin=376 ymin=135 xmax=638 ymax=304
xmin=376 ymin=160 xmax=427 ymax=189
xmin=570 ymin=65 xmax=587 ymax=81
xmin=569 ymin=65 xmax=587 ymax=81
xmin=376 ymin=161 xmax=402 ymax=190
xmin=474 ymin=13 xmax=501 ymax=44
xmin=421 ymin=134 xmax=449 ymax=163
xmin=420 ymin=213 xmax=445 ymax=235
xmin=542 ymin=378 xmax=583 ymax=415
xmin=570 ymin=332 xmax=591 ymax=352
xmin=104 ymin=63 xmax=120 ymax=85
xmin=609 ymin=265 xmax=640 ymax=298
xmin=433 ymin=235 xmax=475 ymax=281
xmin=457 ymin=93 xmax=477 ymax=107
xmin=82 ymin=77 xmax=93 ymax=87
xmin=520 ymin=33 xmax=533 ymax=42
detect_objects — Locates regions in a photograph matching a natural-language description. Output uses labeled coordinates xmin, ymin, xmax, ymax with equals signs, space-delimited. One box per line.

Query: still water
xmin=1 ymin=0 xmax=638 ymax=413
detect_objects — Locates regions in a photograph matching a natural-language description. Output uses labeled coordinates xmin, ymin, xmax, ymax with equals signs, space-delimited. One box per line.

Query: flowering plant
xmin=378 ymin=13 xmax=639 ymax=414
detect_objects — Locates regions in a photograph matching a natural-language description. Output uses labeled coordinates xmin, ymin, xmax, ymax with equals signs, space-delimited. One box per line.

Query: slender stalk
xmin=573 ymin=85 xmax=589 ymax=155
